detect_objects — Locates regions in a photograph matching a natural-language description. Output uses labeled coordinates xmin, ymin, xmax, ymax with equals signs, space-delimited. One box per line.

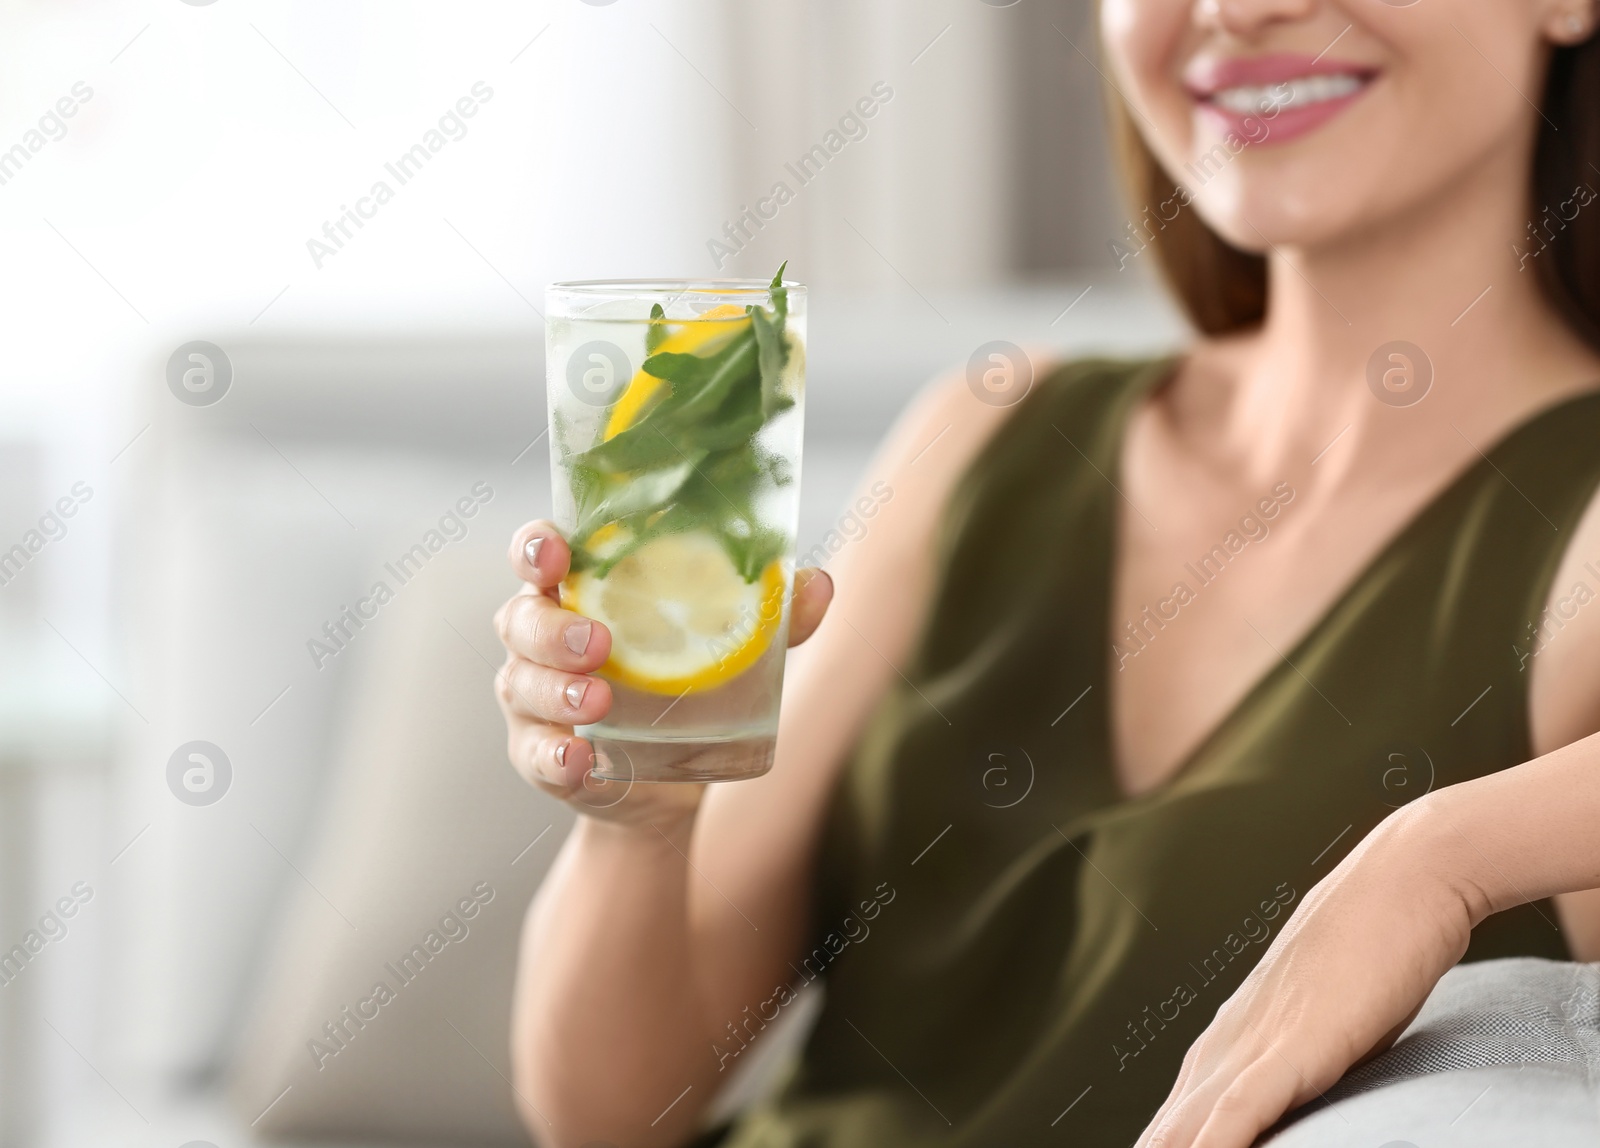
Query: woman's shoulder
xmin=826 ymin=351 xmax=1179 ymax=580
xmin=808 ymin=354 xmax=1163 ymax=585
xmin=910 ymin=350 xmax=1177 ymax=497
xmin=847 ymin=352 xmax=1171 ymax=575
xmin=902 ymin=350 xmax=1176 ymax=465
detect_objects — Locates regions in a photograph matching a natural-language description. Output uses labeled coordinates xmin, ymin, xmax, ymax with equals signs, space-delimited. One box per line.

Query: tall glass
xmin=545 ymin=276 xmax=806 ymax=783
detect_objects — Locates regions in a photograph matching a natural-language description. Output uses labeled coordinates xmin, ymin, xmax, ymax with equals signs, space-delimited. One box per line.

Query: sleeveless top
xmin=719 ymin=358 xmax=1600 ymax=1147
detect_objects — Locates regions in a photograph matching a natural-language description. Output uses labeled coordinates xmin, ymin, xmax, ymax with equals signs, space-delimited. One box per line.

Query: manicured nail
xmin=524 ymin=536 xmax=544 ymax=569
xmin=564 ymin=619 xmax=592 ymax=655
xmin=564 ymin=679 xmax=589 ymax=710
xmin=554 ymin=738 xmax=569 ymax=770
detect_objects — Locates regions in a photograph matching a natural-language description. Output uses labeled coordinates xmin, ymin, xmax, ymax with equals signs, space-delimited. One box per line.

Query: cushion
xmin=1268 ymin=957 xmax=1600 ymax=1147
xmin=228 ymin=544 xmax=571 ymax=1144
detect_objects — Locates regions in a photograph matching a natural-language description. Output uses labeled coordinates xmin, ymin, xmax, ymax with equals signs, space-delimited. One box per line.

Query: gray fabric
xmin=1268 ymin=958 xmax=1600 ymax=1147
xmin=1328 ymin=958 xmax=1600 ymax=1097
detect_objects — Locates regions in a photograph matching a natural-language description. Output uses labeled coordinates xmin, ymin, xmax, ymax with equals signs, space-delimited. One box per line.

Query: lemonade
xmin=545 ymin=271 xmax=805 ymax=783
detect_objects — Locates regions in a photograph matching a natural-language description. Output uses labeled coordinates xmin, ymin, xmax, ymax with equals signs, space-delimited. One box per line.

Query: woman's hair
xmin=1107 ymin=37 xmax=1600 ymax=348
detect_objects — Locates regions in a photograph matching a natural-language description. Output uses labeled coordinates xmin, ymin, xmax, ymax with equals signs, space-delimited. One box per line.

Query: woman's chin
xmin=1187 ymin=178 xmax=1368 ymax=256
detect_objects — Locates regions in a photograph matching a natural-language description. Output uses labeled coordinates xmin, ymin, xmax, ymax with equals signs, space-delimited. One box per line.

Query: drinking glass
xmin=544 ymin=276 xmax=806 ymax=783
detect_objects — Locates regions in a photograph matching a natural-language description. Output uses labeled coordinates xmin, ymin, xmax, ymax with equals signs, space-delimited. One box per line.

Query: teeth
xmin=1212 ymin=72 xmax=1363 ymax=115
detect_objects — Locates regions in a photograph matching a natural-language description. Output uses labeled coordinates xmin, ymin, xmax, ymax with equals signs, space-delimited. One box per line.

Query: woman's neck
xmin=1205 ymin=151 xmax=1600 ymax=487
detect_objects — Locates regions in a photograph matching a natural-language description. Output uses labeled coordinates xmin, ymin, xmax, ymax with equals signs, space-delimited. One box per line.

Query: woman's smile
xmin=1184 ymin=52 xmax=1379 ymax=145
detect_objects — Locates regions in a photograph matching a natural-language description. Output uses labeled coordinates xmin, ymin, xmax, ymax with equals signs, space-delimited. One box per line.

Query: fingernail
xmin=564 ymin=678 xmax=589 ymax=710
xmin=524 ymin=536 xmax=544 ymax=569
xmin=554 ymin=738 xmax=569 ymax=770
xmin=564 ymin=619 xmax=592 ymax=655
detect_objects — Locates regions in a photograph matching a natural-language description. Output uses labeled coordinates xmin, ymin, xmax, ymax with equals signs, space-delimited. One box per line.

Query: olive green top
xmin=719 ymin=358 xmax=1600 ymax=1147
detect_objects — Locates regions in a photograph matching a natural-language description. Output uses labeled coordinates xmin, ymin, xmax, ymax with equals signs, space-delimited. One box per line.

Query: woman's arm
xmin=1530 ymin=479 xmax=1600 ymax=956
xmin=1136 ymin=728 xmax=1600 ymax=1148
xmin=507 ymin=369 xmax=1021 ymax=1147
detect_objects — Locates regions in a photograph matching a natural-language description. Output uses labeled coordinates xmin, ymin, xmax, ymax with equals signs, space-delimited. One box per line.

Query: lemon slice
xmin=604 ymin=302 xmax=750 ymax=440
xmin=565 ymin=530 xmax=785 ymax=695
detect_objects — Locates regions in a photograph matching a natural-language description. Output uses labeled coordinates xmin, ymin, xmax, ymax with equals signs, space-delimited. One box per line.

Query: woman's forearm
xmin=512 ymin=811 xmax=720 ymax=1147
xmin=1412 ymin=726 xmax=1600 ymax=926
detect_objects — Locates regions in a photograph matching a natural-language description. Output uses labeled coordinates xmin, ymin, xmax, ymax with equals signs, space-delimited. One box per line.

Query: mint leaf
xmin=570 ymin=264 xmax=796 ymax=584
xmin=642 ymin=330 xmax=759 ymax=427
xmin=769 ymin=261 xmax=788 ymax=319
xmin=750 ymin=306 xmax=793 ymax=421
xmin=573 ymin=458 xmax=699 ymax=540
xmin=646 ymin=302 xmax=668 ymax=354
xmin=722 ymin=523 xmax=789 ymax=582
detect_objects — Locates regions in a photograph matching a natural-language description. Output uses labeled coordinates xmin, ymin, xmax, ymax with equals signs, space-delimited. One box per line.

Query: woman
xmin=495 ymin=1 xmax=1600 ymax=1145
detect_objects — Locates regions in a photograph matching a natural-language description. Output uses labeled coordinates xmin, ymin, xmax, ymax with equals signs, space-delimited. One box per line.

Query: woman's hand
xmin=493 ymin=520 xmax=834 ymax=823
xmin=1136 ymin=802 xmax=1475 ymax=1148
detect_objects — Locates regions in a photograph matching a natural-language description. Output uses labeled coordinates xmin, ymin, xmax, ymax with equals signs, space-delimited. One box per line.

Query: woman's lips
xmin=1184 ymin=53 xmax=1378 ymax=147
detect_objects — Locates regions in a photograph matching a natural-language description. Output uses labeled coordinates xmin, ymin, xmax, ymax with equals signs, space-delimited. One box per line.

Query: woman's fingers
xmin=1141 ymin=1047 xmax=1301 ymax=1148
xmin=1188 ymin=1057 xmax=1305 ymax=1148
xmin=495 ymin=588 xmax=612 ymax=673
xmin=1138 ymin=1050 xmax=1234 ymax=1148
xmin=506 ymin=709 xmax=701 ymax=820
xmin=496 ymin=654 xmax=613 ymax=725
xmin=508 ymin=519 xmax=571 ymax=596
xmin=496 ymin=524 xmax=712 ymax=823
xmin=503 ymin=703 xmax=605 ymax=797
xmin=497 ymin=525 xmax=614 ymax=725
xmin=507 ymin=715 xmax=589 ymax=789
xmin=788 ymin=567 xmax=834 ymax=646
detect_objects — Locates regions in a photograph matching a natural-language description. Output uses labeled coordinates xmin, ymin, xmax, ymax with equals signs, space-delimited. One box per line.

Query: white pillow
xmin=229 ymin=544 xmax=572 ymax=1144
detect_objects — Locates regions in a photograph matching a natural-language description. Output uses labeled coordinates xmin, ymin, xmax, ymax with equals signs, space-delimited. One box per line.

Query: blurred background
xmin=0 ymin=1 xmax=1186 ymax=1145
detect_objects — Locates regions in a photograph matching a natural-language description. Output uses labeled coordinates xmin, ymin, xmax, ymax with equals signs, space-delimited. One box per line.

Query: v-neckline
xmin=1097 ymin=361 xmax=1600 ymax=806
